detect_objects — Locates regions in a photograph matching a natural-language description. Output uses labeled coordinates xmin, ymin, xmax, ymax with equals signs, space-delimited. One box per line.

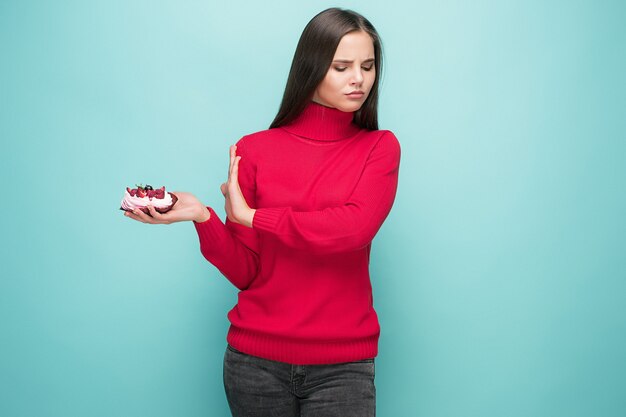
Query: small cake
xmin=120 ymin=184 xmax=178 ymax=214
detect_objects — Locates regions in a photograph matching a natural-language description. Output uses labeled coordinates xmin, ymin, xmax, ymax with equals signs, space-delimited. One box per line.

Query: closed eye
xmin=334 ymin=66 xmax=374 ymax=72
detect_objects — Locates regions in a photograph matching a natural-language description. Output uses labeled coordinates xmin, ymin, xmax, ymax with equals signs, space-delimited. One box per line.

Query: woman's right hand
xmin=123 ymin=191 xmax=211 ymax=224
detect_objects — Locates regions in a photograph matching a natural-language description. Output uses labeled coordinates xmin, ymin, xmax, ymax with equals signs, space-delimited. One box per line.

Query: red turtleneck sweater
xmin=194 ymin=101 xmax=401 ymax=364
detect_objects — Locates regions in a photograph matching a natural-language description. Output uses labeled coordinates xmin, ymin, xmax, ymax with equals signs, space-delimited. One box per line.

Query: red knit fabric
xmin=194 ymin=101 xmax=401 ymax=365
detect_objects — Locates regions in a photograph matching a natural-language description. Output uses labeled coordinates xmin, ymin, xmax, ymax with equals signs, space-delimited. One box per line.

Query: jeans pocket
xmin=348 ymin=358 xmax=375 ymax=378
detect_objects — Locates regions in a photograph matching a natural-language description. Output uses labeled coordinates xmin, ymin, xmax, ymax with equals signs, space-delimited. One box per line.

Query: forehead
xmin=333 ymin=31 xmax=374 ymax=59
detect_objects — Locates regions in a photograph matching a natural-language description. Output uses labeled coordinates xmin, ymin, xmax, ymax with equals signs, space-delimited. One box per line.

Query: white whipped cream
xmin=120 ymin=190 xmax=174 ymax=211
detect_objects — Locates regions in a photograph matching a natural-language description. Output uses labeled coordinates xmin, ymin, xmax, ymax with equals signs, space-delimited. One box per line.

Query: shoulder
xmin=366 ymin=129 xmax=401 ymax=160
xmin=375 ymin=129 xmax=400 ymax=146
xmin=234 ymin=128 xmax=285 ymax=154
xmin=359 ymin=128 xmax=399 ymax=145
xmin=238 ymin=127 xmax=285 ymax=143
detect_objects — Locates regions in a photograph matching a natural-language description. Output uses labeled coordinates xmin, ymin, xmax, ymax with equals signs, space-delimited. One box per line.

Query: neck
xmin=280 ymin=101 xmax=361 ymax=141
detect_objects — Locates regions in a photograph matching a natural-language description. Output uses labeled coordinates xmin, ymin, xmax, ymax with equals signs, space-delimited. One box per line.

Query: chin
xmin=336 ymin=101 xmax=364 ymax=113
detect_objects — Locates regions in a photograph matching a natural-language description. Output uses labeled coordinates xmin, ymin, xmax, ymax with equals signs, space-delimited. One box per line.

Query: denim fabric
xmin=223 ymin=344 xmax=376 ymax=417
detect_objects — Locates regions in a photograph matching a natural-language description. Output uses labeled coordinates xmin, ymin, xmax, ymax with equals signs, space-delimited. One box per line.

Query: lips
xmin=346 ymin=91 xmax=364 ymax=98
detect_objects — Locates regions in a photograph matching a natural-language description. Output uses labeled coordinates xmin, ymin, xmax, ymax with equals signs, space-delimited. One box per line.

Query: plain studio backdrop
xmin=1 ymin=1 xmax=624 ymax=416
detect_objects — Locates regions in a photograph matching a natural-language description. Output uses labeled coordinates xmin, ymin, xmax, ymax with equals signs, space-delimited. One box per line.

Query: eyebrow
xmin=332 ymin=58 xmax=375 ymax=64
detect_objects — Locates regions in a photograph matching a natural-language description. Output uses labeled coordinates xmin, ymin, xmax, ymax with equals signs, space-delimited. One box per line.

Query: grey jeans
xmin=223 ymin=344 xmax=376 ymax=417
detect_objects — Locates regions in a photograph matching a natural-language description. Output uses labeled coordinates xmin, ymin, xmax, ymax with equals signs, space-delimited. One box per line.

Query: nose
xmin=351 ymin=67 xmax=364 ymax=85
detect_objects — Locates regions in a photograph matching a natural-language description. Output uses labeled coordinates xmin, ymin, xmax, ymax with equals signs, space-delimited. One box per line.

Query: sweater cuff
xmin=252 ymin=207 xmax=287 ymax=233
xmin=193 ymin=207 xmax=228 ymax=250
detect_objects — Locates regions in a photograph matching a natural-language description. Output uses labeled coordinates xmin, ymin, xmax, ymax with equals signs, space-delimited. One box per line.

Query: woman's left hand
xmin=221 ymin=145 xmax=256 ymax=228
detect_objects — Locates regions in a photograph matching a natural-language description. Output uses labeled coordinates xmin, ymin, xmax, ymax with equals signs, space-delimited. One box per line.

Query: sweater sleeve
xmin=252 ymin=130 xmax=401 ymax=255
xmin=193 ymin=138 xmax=260 ymax=290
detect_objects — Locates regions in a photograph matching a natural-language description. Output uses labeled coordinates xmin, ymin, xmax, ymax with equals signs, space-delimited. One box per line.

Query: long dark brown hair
xmin=269 ymin=8 xmax=383 ymax=131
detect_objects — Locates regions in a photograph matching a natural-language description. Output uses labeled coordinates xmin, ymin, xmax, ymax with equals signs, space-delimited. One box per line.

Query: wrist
xmin=246 ymin=209 xmax=256 ymax=228
xmin=195 ymin=206 xmax=211 ymax=223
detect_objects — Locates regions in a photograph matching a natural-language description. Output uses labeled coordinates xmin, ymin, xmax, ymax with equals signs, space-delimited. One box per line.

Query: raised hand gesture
xmin=220 ymin=144 xmax=256 ymax=228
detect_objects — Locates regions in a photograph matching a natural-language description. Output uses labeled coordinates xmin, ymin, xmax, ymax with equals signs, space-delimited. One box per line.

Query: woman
xmin=125 ymin=7 xmax=400 ymax=417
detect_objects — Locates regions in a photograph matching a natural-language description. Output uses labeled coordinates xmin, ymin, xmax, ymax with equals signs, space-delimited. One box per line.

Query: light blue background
xmin=1 ymin=1 xmax=625 ymax=416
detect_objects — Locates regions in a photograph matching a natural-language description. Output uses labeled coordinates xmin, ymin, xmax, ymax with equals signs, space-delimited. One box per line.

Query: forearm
xmin=194 ymin=207 xmax=259 ymax=290
xmin=236 ymin=208 xmax=256 ymax=228
xmin=252 ymin=179 xmax=398 ymax=254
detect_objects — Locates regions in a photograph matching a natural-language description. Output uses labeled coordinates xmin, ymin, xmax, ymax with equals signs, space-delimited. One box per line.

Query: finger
xmin=124 ymin=209 xmax=146 ymax=223
xmin=132 ymin=208 xmax=155 ymax=224
xmin=146 ymin=205 xmax=166 ymax=223
xmin=231 ymin=155 xmax=241 ymax=183
xmin=229 ymin=145 xmax=239 ymax=177
xmin=220 ymin=182 xmax=227 ymax=197
xmin=228 ymin=145 xmax=235 ymax=178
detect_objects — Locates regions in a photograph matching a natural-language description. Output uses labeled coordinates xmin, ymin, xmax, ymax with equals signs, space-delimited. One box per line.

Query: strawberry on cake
xmin=120 ymin=184 xmax=178 ymax=214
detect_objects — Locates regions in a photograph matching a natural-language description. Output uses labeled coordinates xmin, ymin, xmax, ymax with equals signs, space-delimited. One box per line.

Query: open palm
xmin=124 ymin=191 xmax=209 ymax=224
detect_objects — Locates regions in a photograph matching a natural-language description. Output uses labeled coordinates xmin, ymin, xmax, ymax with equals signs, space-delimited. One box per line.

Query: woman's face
xmin=312 ymin=30 xmax=376 ymax=112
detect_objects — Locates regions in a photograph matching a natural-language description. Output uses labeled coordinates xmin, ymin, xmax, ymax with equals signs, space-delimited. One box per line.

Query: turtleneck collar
xmin=280 ymin=101 xmax=362 ymax=141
